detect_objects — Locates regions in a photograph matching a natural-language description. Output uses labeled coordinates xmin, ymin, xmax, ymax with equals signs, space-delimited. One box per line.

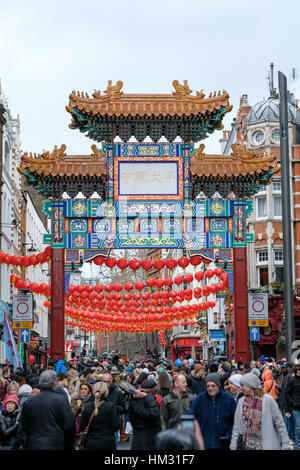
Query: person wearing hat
xmin=230 ymin=373 xmax=291 ymax=450
xmin=228 ymin=374 xmax=244 ymax=402
xmin=19 ymin=369 xmax=76 ymax=450
xmin=0 ymin=394 xmax=20 ymax=449
xmin=188 ymin=372 xmax=236 ymax=450
xmin=285 ymin=364 xmax=300 ymax=449
xmin=128 ymin=377 xmax=161 ymax=450
xmin=189 ymin=360 xmax=206 ymax=395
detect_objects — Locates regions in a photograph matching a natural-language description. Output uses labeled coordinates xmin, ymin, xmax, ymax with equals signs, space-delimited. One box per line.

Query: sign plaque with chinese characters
xmin=114 ymin=157 xmax=183 ymax=201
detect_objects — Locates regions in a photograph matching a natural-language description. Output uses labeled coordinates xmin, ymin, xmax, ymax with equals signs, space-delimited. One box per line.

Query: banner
xmin=0 ymin=301 xmax=22 ymax=369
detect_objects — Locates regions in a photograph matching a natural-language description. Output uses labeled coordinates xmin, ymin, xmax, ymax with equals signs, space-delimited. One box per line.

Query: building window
xmin=271 ymin=128 xmax=280 ymax=144
xmin=257 ymin=196 xmax=267 ymax=218
xmin=258 ymin=267 xmax=269 ymax=286
xmin=257 ymin=251 xmax=268 ymax=263
xmin=273 ymin=195 xmax=282 ymax=217
xmin=274 ymin=250 xmax=283 ymax=262
xmin=274 ymin=266 xmax=284 ymax=283
xmin=252 ymin=130 xmax=265 ymax=145
xmin=272 ymin=181 xmax=281 ymax=192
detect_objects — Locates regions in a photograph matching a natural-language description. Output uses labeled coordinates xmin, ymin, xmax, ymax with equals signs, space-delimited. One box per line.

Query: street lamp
xmin=22 ymin=243 xmax=37 ymax=253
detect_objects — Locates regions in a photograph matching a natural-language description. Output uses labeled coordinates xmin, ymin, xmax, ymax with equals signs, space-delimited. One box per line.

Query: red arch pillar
xmin=233 ymin=247 xmax=250 ymax=363
xmin=50 ymin=248 xmax=65 ymax=361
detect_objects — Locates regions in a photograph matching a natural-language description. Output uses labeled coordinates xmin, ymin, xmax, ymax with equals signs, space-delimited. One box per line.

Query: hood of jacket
xmin=262 ymin=369 xmax=273 ymax=382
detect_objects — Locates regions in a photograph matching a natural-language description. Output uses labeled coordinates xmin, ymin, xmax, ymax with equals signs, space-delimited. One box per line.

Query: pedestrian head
xmin=31 ymin=384 xmax=41 ymax=395
xmin=7 ymin=380 xmax=19 ymax=395
xmin=240 ymin=372 xmax=263 ymax=397
xmin=294 ymin=364 xmax=300 ymax=375
xmin=158 ymin=371 xmax=171 ymax=390
xmin=93 ymin=381 xmax=108 ymax=415
xmin=205 ymin=373 xmax=221 ymax=398
xmin=140 ymin=377 xmax=158 ymax=396
xmin=228 ymin=374 xmax=242 ymax=394
xmin=173 ymin=374 xmax=187 ymax=394
xmin=193 ymin=361 xmax=204 ymax=373
xmin=4 ymin=394 xmax=19 ymax=412
xmin=39 ymin=369 xmax=57 ymax=389
xmin=79 ymin=381 xmax=93 ymax=397
xmin=102 ymin=372 xmax=113 ymax=387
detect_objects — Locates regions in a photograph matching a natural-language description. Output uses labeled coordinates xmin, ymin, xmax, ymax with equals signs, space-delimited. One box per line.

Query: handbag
xmin=79 ymin=401 xmax=104 ymax=450
xmin=79 ymin=410 xmax=96 ymax=450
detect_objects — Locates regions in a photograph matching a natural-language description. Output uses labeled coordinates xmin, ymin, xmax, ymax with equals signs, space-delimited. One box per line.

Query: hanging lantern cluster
xmin=10 ymin=274 xmax=51 ymax=297
xmin=9 ymin=262 xmax=230 ymax=336
xmin=93 ymin=255 xmax=208 ymax=272
xmin=0 ymin=246 xmax=51 ymax=267
xmin=64 ymin=268 xmax=228 ymax=333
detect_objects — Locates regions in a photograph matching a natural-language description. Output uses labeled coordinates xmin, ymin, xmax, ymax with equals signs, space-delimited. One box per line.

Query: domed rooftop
xmin=247 ymin=96 xmax=300 ymax=124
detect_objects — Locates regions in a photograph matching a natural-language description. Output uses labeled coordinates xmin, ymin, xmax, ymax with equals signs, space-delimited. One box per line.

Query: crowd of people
xmin=0 ymin=352 xmax=299 ymax=451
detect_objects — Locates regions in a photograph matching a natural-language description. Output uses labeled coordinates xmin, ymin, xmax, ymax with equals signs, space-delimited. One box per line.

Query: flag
xmin=0 ymin=301 xmax=22 ymax=369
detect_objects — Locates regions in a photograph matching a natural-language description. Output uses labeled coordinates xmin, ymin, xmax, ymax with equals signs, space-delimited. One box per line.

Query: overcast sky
xmin=1 ymin=0 xmax=300 ymax=155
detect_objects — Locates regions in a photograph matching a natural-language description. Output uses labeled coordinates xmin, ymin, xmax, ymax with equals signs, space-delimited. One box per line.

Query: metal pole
xmin=278 ymin=71 xmax=295 ymax=362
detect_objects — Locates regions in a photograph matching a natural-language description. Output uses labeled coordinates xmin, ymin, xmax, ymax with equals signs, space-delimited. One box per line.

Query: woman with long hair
xmin=230 ymin=373 xmax=291 ymax=450
xmin=70 ymin=381 xmax=94 ymax=449
xmin=79 ymin=381 xmax=119 ymax=450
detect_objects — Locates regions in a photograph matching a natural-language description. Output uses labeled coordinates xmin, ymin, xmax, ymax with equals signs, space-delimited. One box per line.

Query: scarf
xmin=242 ymin=395 xmax=263 ymax=450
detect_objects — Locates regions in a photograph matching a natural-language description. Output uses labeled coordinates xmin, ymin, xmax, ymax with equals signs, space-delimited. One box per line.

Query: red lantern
xmin=104 ymin=284 xmax=113 ymax=293
xmin=164 ymin=278 xmax=173 ymax=287
xmin=214 ymin=267 xmax=224 ymax=277
xmin=94 ymin=285 xmax=103 ymax=293
xmin=194 ymin=287 xmax=202 ymax=299
xmin=189 ymin=256 xmax=201 ymax=267
xmin=165 ymin=258 xmax=177 ymax=270
xmin=174 ymin=276 xmax=183 ymax=286
xmin=202 ymin=285 xmax=211 ymax=297
xmin=195 ymin=272 xmax=204 ymax=282
xmin=155 ymin=279 xmax=164 ymax=289
xmin=141 ymin=259 xmax=152 ymax=271
xmin=94 ymin=256 xmax=105 ymax=266
xmin=128 ymin=259 xmax=141 ymax=271
xmin=124 ymin=282 xmax=134 ymax=292
xmin=210 ymin=284 xmax=219 ymax=294
xmin=135 ymin=282 xmax=145 ymax=291
xmin=28 ymin=354 xmax=35 ymax=365
xmin=44 ymin=246 xmax=52 ymax=257
xmin=153 ymin=259 xmax=165 ymax=270
xmin=117 ymin=258 xmax=128 ymax=270
xmin=146 ymin=278 xmax=155 ymax=288
xmin=177 ymin=257 xmax=189 ymax=269
xmin=112 ymin=283 xmax=122 ymax=292
xmin=205 ymin=269 xmax=214 ymax=279
xmin=105 ymin=257 xmax=116 ymax=268
xmin=184 ymin=274 xmax=193 ymax=284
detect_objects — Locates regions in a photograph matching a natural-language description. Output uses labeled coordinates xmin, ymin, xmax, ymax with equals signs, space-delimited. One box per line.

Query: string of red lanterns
xmin=9 ymin=265 xmax=229 ymax=337
xmin=93 ymin=255 xmax=209 ymax=271
xmin=0 ymin=246 xmax=51 ymax=267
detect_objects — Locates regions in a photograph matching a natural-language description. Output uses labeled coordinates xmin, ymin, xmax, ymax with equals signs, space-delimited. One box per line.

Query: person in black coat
xmin=189 ymin=361 xmax=206 ymax=395
xmin=0 ymin=394 xmax=21 ymax=449
xmin=79 ymin=381 xmax=119 ymax=450
xmin=102 ymin=372 xmax=125 ymax=417
xmin=19 ymin=369 xmax=76 ymax=450
xmin=128 ymin=377 xmax=162 ymax=450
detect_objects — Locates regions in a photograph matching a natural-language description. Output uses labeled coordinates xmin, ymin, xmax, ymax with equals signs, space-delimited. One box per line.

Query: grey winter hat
xmin=205 ymin=373 xmax=221 ymax=389
xmin=251 ymin=368 xmax=261 ymax=379
xmin=240 ymin=372 xmax=262 ymax=389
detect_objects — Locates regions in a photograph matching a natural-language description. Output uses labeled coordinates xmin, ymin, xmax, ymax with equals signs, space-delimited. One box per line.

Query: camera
xmin=180 ymin=414 xmax=195 ymax=431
